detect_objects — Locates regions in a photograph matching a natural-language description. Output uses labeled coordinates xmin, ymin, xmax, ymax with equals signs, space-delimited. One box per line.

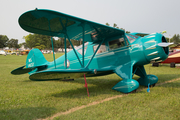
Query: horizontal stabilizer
xmin=11 ymin=65 xmax=33 ymax=75
xmin=11 ymin=65 xmax=47 ymax=75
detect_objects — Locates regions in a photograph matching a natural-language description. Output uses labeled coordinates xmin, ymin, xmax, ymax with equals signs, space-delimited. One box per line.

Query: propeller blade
xmin=158 ymin=42 xmax=174 ymax=47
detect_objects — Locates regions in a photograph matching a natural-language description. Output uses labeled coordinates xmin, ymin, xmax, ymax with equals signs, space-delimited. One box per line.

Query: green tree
xmin=55 ymin=37 xmax=63 ymax=48
xmin=113 ymin=23 xmax=117 ymax=28
xmin=0 ymin=35 xmax=9 ymax=48
xmin=24 ymin=34 xmax=36 ymax=48
xmin=126 ymin=31 xmax=131 ymax=33
xmin=171 ymin=34 xmax=180 ymax=44
xmin=24 ymin=34 xmax=85 ymax=50
xmin=19 ymin=42 xmax=27 ymax=48
xmin=24 ymin=34 xmax=52 ymax=49
xmin=34 ymin=44 xmax=46 ymax=50
xmin=105 ymin=23 xmax=130 ymax=33
xmin=6 ymin=39 xmax=19 ymax=48
xmin=105 ymin=23 xmax=110 ymax=26
xmin=55 ymin=37 xmax=75 ymax=49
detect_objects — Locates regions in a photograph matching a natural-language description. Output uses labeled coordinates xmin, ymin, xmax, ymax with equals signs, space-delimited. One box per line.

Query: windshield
xmin=126 ymin=34 xmax=139 ymax=43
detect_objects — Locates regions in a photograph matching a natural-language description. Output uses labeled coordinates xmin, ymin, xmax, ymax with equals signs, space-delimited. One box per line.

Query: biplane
xmin=11 ymin=9 xmax=172 ymax=93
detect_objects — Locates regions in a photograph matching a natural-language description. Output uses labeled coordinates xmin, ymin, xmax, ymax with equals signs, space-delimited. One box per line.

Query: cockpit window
xmin=93 ymin=43 xmax=106 ymax=54
xmin=126 ymin=34 xmax=139 ymax=43
xmin=77 ymin=47 xmax=87 ymax=55
xmin=76 ymin=42 xmax=88 ymax=55
xmin=109 ymin=37 xmax=125 ymax=50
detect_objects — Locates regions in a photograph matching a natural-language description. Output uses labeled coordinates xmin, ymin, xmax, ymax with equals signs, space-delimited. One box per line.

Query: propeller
xmin=158 ymin=42 xmax=174 ymax=47
xmin=158 ymin=30 xmax=174 ymax=47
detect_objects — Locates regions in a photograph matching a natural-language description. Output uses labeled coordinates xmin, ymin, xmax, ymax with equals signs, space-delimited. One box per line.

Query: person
xmin=97 ymin=49 xmax=102 ymax=54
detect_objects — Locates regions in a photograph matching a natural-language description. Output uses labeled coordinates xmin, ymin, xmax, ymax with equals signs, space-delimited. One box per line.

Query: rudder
xmin=26 ymin=48 xmax=48 ymax=68
xmin=11 ymin=48 xmax=48 ymax=75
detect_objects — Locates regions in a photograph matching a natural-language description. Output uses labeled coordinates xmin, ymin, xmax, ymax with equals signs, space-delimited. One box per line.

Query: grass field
xmin=0 ymin=53 xmax=180 ymax=120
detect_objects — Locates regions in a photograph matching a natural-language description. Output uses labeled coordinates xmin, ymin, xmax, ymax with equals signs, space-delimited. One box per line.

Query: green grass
xmin=0 ymin=54 xmax=180 ymax=120
xmin=57 ymin=82 xmax=180 ymax=120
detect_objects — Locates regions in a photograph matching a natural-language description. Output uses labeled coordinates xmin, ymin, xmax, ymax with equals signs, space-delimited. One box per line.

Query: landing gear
xmin=125 ymin=89 xmax=137 ymax=94
xmin=151 ymin=83 xmax=156 ymax=87
xmin=137 ymin=74 xmax=158 ymax=87
xmin=130 ymin=89 xmax=137 ymax=93
xmin=170 ymin=62 xmax=175 ymax=68
xmin=145 ymin=83 xmax=156 ymax=88
xmin=112 ymin=79 xmax=139 ymax=93
xmin=152 ymin=62 xmax=159 ymax=67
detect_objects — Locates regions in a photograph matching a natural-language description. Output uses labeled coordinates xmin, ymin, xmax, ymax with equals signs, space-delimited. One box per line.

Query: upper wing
xmin=130 ymin=33 xmax=149 ymax=37
xmin=19 ymin=9 xmax=125 ymax=42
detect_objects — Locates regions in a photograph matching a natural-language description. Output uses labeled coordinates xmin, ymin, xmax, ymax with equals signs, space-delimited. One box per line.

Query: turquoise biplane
xmin=11 ymin=9 xmax=171 ymax=93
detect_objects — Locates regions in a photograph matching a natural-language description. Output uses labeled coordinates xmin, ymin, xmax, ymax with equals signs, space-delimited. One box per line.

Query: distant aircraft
xmin=152 ymin=50 xmax=180 ymax=67
xmin=0 ymin=50 xmax=6 ymax=55
xmin=20 ymin=50 xmax=30 ymax=55
xmin=11 ymin=9 xmax=172 ymax=93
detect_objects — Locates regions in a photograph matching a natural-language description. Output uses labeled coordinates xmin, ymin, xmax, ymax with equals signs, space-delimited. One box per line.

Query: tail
xmin=11 ymin=48 xmax=48 ymax=75
xmin=26 ymin=48 xmax=48 ymax=68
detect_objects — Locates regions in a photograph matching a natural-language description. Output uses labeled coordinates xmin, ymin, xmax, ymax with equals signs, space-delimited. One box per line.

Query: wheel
xmin=129 ymin=89 xmax=137 ymax=93
xmin=170 ymin=62 xmax=175 ymax=68
xmin=150 ymin=83 xmax=156 ymax=87
xmin=152 ymin=62 xmax=159 ymax=67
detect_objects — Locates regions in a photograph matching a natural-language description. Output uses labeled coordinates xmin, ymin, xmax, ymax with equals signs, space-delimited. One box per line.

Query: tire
xmin=170 ymin=62 xmax=175 ymax=68
xmin=152 ymin=62 xmax=159 ymax=67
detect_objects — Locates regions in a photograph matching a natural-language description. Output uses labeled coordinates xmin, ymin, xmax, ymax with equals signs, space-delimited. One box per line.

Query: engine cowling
xmin=142 ymin=33 xmax=169 ymax=63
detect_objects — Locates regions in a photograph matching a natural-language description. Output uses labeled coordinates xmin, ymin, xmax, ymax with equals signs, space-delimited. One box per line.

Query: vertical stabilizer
xmin=26 ymin=48 xmax=48 ymax=68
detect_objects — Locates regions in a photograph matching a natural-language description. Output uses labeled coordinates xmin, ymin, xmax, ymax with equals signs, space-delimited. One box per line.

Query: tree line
xmin=0 ymin=34 xmax=81 ymax=50
xmin=170 ymin=34 xmax=180 ymax=44
xmin=0 ymin=35 xmax=19 ymax=48
xmin=23 ymin=34 xmax=81 ymax=50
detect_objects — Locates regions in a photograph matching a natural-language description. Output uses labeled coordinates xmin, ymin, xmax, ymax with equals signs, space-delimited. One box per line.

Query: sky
xmin=1 ymin=0 xmax=180 ymax=43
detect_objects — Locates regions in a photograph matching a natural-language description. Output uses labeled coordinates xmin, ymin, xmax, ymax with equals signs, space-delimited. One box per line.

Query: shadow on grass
xmin=18 ymin=73 xmax=180 ymax=98
xmin=0 ymin=107 xmax=56 ymax=120
xmin=157 ymin=74 xmax=180 ymax=82
xmin=51 ymin=73 xmax=180 ymax=98
xmin=51 ymin=78 xmax=122 ymax=98
xmin=21 ymin=80 xmax=34 ymax=82
xmin=157 ymin=81 xmax=180 ymax=88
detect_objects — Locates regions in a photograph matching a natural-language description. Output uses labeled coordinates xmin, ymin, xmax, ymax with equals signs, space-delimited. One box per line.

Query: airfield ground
xmin=0 ymin=54 xmax=180 ymax=120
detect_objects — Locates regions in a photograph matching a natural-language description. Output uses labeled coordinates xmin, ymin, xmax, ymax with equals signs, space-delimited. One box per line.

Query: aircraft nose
xmin=158 ymin=36 xmax=169 ymax=56
xmin=143 ymin=33 xmax=169 ymax=63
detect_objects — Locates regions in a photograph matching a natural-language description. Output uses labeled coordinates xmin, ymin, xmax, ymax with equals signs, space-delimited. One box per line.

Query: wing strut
xmin=59 ymin=17 xmax=83 ymax=68
xmin=85 ymin=39 xmax=105 ymax=68
xmin=66 ymin=33 xmax=83 ymax=67
xmin=59 ymin=18 xmax=68 ymax=69
xmin=82 ymin=23 xmax=85 ymax=67
xmin=64 ymin=35 xmax=67 ymax=69
xmin=48 ymin=20 xmax=56 ymax=69
xmin=50 ymin=37 xmax=56 ymax=69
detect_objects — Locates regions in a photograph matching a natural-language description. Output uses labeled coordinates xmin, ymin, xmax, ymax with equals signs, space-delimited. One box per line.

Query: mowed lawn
xmin=0 ymin=53 xmax=180 ymax=120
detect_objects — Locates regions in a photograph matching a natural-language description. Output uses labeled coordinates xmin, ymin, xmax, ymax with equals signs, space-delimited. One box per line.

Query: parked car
xmin=0 ymin=50 xmax=7 ymax=55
